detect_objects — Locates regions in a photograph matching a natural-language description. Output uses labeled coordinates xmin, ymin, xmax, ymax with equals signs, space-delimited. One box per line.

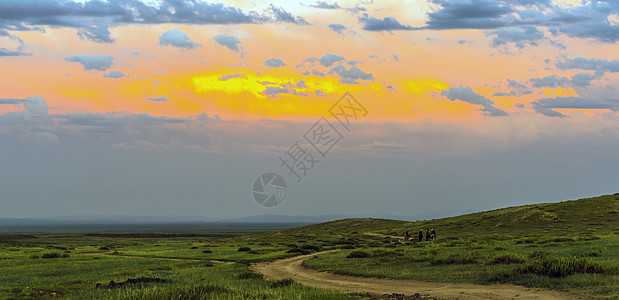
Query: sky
xmin=0 ymin=0 xmax=618 ymax=219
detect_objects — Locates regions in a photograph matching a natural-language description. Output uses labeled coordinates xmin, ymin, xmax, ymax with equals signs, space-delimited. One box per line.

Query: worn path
xmin=251 ymin=251 xmax=585 ymax=300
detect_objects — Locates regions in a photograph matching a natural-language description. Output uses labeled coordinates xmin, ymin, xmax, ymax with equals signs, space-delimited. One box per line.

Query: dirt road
xmin=251 ymin=251 xmax=584 ymax=300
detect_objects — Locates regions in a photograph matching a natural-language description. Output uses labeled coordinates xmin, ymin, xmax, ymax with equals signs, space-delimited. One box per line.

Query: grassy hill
xmin=282 ymin=193 xmax=619 ymax=238
xmin=288 ymin=194 xmax=618 ymax=299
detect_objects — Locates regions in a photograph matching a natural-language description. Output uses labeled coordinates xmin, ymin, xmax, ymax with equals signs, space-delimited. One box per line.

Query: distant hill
xmin=283 ymin=194 xmax=619 ymax=238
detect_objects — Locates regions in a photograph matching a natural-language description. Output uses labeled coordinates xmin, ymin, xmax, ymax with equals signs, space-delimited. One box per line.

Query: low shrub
xmin=287 ymin=248 xmax=311 ymax=255
xmin=202 ymin=250 xmax=213 ymax=253
xmin=271 ymin=278 xmax=295 ymax=288
xmin=335 ymin=239 xmax=355 ymax=245
xmin=521 ymin=256 xmax=605 ymax=278
xmin=41 ymin=252 xmax=63 ymax=259
xmin=301 ymin=245 xmax=321 ymax=252
xmin=578 ymin=250 xmax=602 ymax=257
xmin=237 ymin=247 xmax=251 ymax=252
xmin=487 ymin=253 xmax=527 ymax=265
xmin=238 ymin=271 xmax=263 ymax=279
xmin=528 ymin=250 xmax=550 ymax=259
xmin=371 ymin=250 xmax=403 ymax=257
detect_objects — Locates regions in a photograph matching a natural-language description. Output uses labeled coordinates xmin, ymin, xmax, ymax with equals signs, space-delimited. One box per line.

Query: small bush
xmin=301 ymin=245 xmax=321 ymax=252
xmin=238 ymin=271 xmax=263 ymax=279
xmin=335 ymin=239 xmax=355 ymax=245
xmin=347 ymin=251 xmax=369 ymax=258
xmin=191 ymin=246 xmax=199 ymax=249
xmin=98 ymin=246 xmax=110 ymax=251
xmin=237 ymin=247 xmax=251 ymax=252
xmin=578 ymin=250 xmax=602 ymax=257
xmin=521 ymin=256 xmax=605 ymax=278
xmin=487 ymin=253 xmax=527 ymax=265
xmin=528 ymin=250 xmax=550 ymax=259
xmin=515 ymin=239 xmax=535 ymax=244
xmin=30 ymin=255 xmax=40 ymax=259
xmin=271 ymin=278 xmax=295 ymax=288
xmin=371 ymin=250 xmax=403 ymax=257
xmin=202 ymin=250 xmax=212 ymax=253
xmin=41 ymin=252 xmax=62 ymax=259
xmin=550 ymin=237 xmax=574 ymax=243
xmin=341 ymin=245 xmax=355 ymax=249
xmin=287 ymin=248 xmax=311 ymax=255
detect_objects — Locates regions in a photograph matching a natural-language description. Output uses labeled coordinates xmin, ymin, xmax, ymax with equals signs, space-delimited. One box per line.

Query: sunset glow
xmin=1 ymin=0 xmax=618 ymax=219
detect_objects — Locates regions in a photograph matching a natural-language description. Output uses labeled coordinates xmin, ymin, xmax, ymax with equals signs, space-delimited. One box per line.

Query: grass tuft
xmin=487 ymin=253 xmax=527 ymax=265
xmin=347 ymin=251 xmax=370 ymax=258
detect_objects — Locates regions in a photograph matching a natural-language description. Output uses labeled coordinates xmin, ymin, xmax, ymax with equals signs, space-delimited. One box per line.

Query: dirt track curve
xmin=251 ymin=251 xmax=585 ymax=300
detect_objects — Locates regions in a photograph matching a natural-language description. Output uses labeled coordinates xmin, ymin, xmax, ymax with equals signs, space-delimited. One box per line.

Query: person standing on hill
xmin=418 ymin=230 xmax=423 ymax=242
xmin=426 ymin=230 xmax=430 ymax=241
xmin=431 ymin=229 xmax=436 ymax=241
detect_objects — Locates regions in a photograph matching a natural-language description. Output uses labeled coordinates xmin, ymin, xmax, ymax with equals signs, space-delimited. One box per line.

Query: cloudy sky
xmin=1 ymin=0 xmax=618 ymax=219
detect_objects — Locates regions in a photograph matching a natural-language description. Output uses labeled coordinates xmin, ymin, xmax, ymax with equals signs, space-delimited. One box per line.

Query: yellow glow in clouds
xmin=191 ymin=71 xmax=346 ymax=118
xmin=192 ymin=72 xmax=339 ymax=99
xmin=405 ymin=79 xmax=451 ymax=94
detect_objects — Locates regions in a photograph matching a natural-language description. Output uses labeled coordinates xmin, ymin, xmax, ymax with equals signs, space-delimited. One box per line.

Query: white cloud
xmin=65 ymin=54 xmax=114 ymax=71
xmin=159 ymin=29 xmax=201 ymax=49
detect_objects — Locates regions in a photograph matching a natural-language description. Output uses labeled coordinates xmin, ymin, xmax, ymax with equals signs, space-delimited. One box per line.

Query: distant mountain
xmin=45 ymin=214 xmax=213 ymax=223
xmin=0 ymin=210 xmax=472 ymax=226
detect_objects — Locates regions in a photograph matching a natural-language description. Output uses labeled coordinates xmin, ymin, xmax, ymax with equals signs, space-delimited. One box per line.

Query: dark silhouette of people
xmin=418 ymin=230 xmax=423 ymax=242
xmin=426 ymin=230 xmax=430 ymax=241
xmin=431 ymin=229 xmax=436 ymax=240
xmin=404 ymin=231 xmax=410 ymax=240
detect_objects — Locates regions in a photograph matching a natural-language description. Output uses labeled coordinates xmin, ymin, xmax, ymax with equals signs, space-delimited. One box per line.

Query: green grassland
xmin=0 ymin=233 xmax=353 ymax=299
xmin=0 ymin=194 xmax=617 ymax=299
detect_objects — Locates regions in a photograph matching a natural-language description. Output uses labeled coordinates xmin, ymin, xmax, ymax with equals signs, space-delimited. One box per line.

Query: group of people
xmin=404 ymin=229 xmax=436 ymax=241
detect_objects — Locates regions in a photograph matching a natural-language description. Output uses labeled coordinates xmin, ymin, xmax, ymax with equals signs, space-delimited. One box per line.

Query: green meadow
xmin=0 ymin=194 xmax=617 ymax=299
